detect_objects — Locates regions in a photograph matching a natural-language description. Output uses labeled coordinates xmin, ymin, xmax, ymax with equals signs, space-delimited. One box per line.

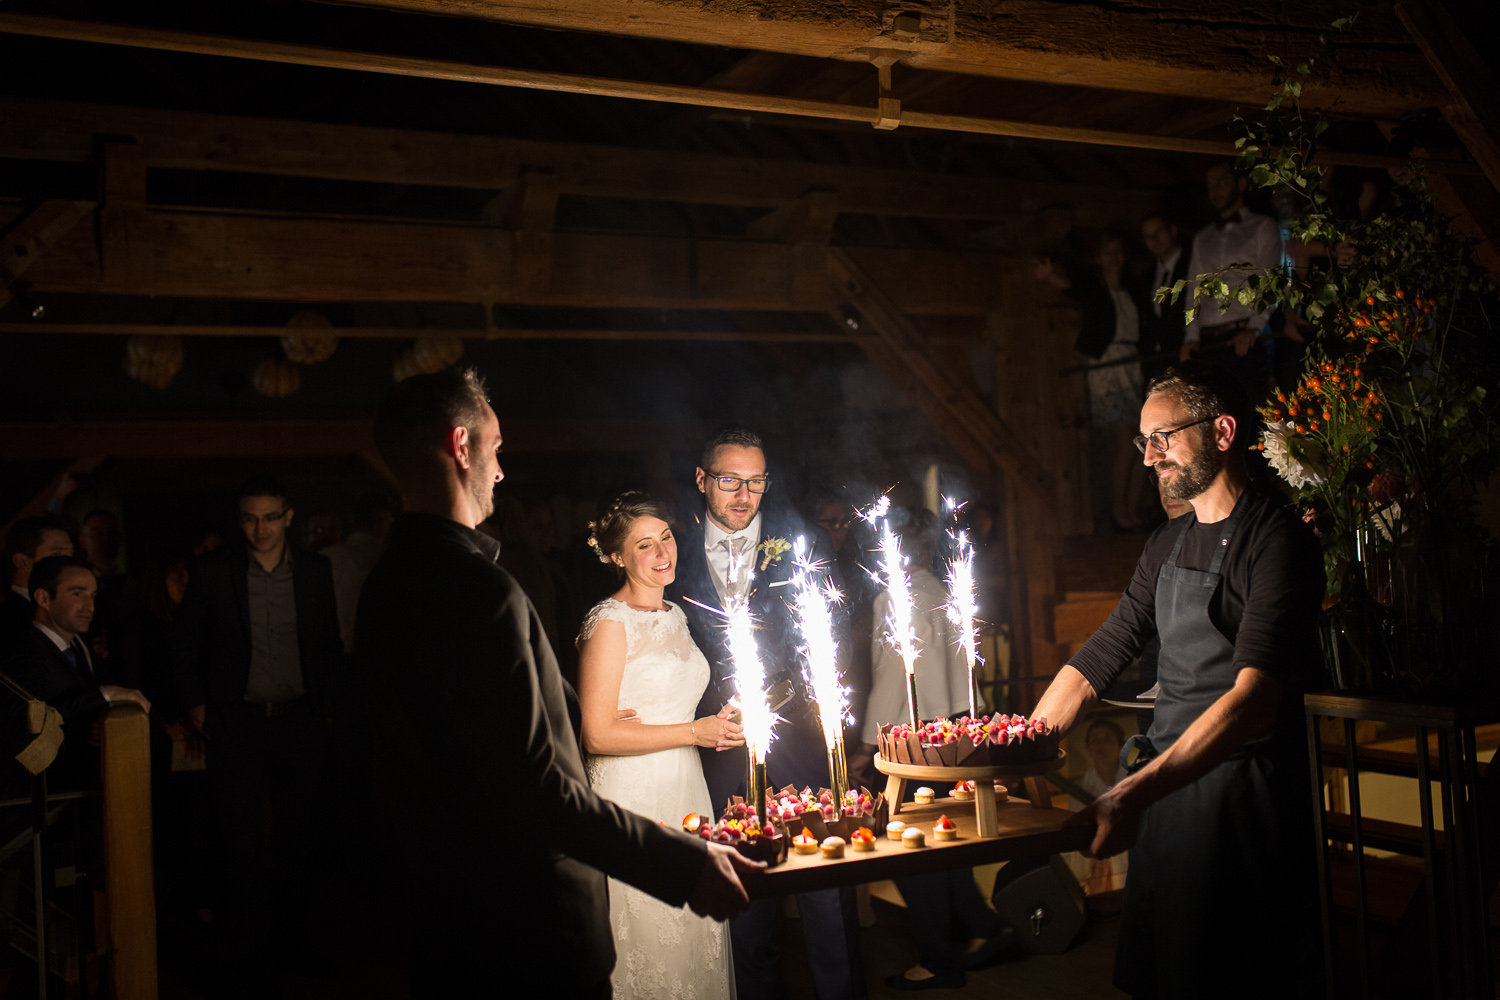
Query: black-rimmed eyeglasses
xmin=707 ymin=474 xmax=771 ymax=494
xmin=1133 ymin=416 xmax=1217 ymax=455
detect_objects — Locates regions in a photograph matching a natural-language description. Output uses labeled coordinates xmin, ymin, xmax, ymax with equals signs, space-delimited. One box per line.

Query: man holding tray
xmin=355 ymin=369 xmax=760 ymax=999
xmin=1033 ymin=360 xmax=1324 ymax=1000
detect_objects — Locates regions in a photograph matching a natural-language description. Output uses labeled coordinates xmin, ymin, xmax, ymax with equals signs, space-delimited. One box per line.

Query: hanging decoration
xmin=251 ymin=358 xmax=301 ymax=398
xmin=280 ymin=310 xmax=338 ymax=365
xmin=122 ymin=335 xmax=183 ymax=390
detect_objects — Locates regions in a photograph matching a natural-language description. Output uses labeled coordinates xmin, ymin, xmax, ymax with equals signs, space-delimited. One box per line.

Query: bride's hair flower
xmin=585 ymin=523 xmax=609 ymax=564
xmin=1261 ymin=421 xmax=1327 ymax=489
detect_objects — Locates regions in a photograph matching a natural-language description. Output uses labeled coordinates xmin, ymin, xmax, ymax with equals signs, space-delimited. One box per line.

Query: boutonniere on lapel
xmin=758 ymin=537 xmax=792 ymax=571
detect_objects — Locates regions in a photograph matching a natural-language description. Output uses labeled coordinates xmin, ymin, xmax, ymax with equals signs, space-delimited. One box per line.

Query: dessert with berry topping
xmin=953 ymin=781 xmax=976 ymax=801
xmin=878 ymin=713 xmax=1058 ymax=767
xmin=850 ymin=827 xmax=876 ymax=853
xmin=793 ymin=832 xmax=818 ymax=855
xmin=932 ymin=814 xmax=958 ymax=842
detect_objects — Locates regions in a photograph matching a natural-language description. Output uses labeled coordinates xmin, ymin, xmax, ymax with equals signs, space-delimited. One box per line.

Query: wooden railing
xmin=100 ymin=704 xmax=157 ymax=1000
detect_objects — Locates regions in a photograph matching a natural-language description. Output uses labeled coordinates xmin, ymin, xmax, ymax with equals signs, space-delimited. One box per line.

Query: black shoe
xmin=962 ymin=926 xmax=1017 ymax=970
xmin=884 ymin=971 xmax=965 ymax=991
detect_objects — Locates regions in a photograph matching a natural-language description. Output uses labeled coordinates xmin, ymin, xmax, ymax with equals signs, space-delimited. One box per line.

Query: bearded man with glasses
xmin=1033 ymin=360 xmax=1325 ymax=1000
xmin=667 ymin=426 xmax=866 ymax=1000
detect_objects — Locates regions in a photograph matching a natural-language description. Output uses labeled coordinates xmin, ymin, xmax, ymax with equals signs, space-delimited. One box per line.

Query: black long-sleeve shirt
xmin=1070 ymin=491 xmax=1325 ymax=740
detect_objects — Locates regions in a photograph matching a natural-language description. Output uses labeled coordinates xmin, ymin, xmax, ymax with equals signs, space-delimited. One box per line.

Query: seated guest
xmin=1 ymin=516 xmax=75 ymax=649
xmin=3 ymin=556 xmax=150 ymax=787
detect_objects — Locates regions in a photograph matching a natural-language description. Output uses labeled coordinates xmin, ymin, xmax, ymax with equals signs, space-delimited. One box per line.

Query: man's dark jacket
xmin=353 ymin=513 xmax=706 ymax=994
xmin=666 ymin=507 xmax=840 ymax=808
xmin=1139 ymin=242 xmax=1194 ymax=381
xmin=3 ymin=625 xmax=108 ymax=790
xmin=171 ymin=544 xmax=342 ymax=720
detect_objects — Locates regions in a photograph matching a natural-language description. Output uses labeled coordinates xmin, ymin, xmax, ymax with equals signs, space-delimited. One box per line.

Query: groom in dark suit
xmin=667 ymin=427 xmax=867 ymax=1000
xmin=355 ymin=368 xmax=757 ymax=999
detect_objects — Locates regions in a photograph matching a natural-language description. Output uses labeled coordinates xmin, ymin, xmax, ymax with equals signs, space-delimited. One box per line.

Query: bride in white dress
xmin=577 ymin=492 xmax=743 ymax=1000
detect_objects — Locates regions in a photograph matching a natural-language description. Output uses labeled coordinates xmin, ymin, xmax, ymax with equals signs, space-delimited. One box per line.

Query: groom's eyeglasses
xmin=707 ymin=474 xmax=770 ymax=494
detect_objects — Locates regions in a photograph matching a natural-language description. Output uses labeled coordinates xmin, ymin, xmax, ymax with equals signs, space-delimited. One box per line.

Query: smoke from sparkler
xmin=944 ymin=497 xmax=981 ymax=718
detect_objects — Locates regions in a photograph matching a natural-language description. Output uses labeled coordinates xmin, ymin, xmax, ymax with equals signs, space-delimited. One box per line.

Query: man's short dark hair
xmin=29 ymin=555 xmax=93 ymax=603
xmin=238 ymin=476 xmax=291 ymax=508
xmin=1147 ymin=360 xmax=1252 ymax=447
xmin=1140 ymin=209 xmax=1176 ymax=231
xmin=699 ymin=426 xmax=764 ymax=471
xmin=374 ymin=367 xmax=491 ymax=481
xmin=3 ymin=515 xmax=71 ymax=578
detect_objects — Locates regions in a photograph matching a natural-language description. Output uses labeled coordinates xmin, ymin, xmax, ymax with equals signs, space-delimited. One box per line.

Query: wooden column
xmin=100 ymin=705 xmax=157 ymax=1000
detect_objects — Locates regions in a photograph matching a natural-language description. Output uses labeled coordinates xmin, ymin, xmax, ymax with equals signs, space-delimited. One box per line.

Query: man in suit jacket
xmin=172 ymin=476 xmax=343 ymax=990
xmin=4 ymin=556 xmax=151 ymax=784
xmin=1 ymin=516 xmax=76 ymax=652
xmin=355 ymin=368 xmax=755 ymax=999
xmin=1139 ymin=211 xmax=1194 ymax=385
xmin=666 ymin=427 xmax=866 ymax=1000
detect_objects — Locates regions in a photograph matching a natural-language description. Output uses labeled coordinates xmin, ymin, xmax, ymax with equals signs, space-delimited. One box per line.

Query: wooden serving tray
xmin=875 ymin=750 xmax=1068 ymax=837
xmin=738 ymin=792 xmax=1092 ymax=899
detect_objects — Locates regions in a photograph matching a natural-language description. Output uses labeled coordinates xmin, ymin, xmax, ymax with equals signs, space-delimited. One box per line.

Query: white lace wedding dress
xmin=580 ymin=599 xmax=735 ymax=1000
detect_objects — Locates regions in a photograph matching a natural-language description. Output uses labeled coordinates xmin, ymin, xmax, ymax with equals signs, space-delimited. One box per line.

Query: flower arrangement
xmin=1166 ymin=22 xmax=1500 ymax=691
xmin=758 ymin=536 xmax=792 ymax=570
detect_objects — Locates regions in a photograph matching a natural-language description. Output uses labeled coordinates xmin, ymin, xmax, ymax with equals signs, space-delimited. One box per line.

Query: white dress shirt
xmin=703 ymin=512 xmax=762 ymax=604
xmin=1183 ymin=209 xmax=1284 ymax=343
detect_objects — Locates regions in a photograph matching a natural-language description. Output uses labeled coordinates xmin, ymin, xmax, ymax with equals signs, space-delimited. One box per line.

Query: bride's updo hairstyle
xmin=587 ymin=492 xmax=673 ymax=570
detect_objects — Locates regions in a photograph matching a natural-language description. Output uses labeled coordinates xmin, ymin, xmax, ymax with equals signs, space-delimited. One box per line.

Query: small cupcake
xmin=933 ymin=815 xmax=958 ymax=842
xmin=914 ymin=786 xmax=936 ymax=805
xmin=820 ymin=836 xmax=846 ymax=859
xmin=953 ymin=781 xmax=975 ymax=802
xmin=850 ymin=828 xmax=876 ymax=853
xmin=793 ymin=832 xmax=818 ymax=856
xmin=886 ymin=820 xmax=907 ymax=841
xmin=901 ymin=826 xmax=926 ymax=849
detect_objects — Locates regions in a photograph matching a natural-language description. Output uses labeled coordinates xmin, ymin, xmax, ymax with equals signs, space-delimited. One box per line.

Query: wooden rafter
xmin=322 ymin=0 xmax=1444 ymax=121
xmin=11 ymin=205 xmax=1020 ymax=314
xmin=0 ymin=14 xmax=1471 ymax=173
xmin=0 ymin=99 xmax=1159 ymax=225
xmin=1395 ymin=0 xmax=1500 ymax=195
xmin=0 ymin=199 xmax=96 ymax=307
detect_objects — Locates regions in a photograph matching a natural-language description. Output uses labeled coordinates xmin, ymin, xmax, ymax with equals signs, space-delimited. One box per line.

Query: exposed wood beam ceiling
xmin=336 ymin=0 xmax=1444 ymax=122
xmin=0 ymin=13 xmax=1473 ymax=173
xmin=0 ymin=99 xmax=1158 ymax=225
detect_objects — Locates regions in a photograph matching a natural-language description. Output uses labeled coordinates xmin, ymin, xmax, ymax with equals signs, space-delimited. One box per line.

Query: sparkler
xmin=866 ymin=495 xmax=921 ymax=732
xmin=944 ymin=497 xmax=981 ymax=719
xmin=790 ymin=537 xmax=849 ymax=801
xmin=723 ymin=542 xmax=776 ymax=828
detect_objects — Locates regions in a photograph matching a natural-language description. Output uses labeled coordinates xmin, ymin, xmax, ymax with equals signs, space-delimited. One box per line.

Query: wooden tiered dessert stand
xmin=875 ymin=749 xmax=1068 ymax=836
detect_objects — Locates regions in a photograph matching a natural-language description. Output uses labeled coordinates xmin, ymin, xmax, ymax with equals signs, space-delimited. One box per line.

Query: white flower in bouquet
xmin=1371 ymin=502 xmax=1403 ymax=542
xmin=1261 ymin=421 xmax=1326 ymax=489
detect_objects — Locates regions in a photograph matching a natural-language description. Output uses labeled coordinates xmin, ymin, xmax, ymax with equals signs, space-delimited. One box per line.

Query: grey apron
xmin=1113 ymin=492 xmax=1321 ymax=999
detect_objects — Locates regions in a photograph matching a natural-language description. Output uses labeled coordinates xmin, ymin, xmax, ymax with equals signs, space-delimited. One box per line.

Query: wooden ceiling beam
xmin=324 ymin=0 xmax=1442 ymax=120
xmin=14 ymin=206 xmax=1017 ymax=314
xmin=0 ymin=16 xmax=1470 ymax=175
xmin=0 ymin=199 xmax=96 ymax=308
xmin=1395 ymin=0 xmax=1500 ymax=196
xmin=0 ymin=98 xmax=1157 ymax=225
xmin=0 ymin=418 xmax=709 ymax=461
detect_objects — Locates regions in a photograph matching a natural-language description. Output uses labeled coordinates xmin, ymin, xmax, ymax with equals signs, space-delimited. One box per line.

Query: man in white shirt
xmin=1179 ymin=161 xmax=1283 ymax=398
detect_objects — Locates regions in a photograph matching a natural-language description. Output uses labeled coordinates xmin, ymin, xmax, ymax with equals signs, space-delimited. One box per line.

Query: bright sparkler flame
xmin=946 ymin=528 xmax=980 ymax=670
xmin=791 ymin=537 xmax=846 ymax=752
xmin=875 ymin=514 xmax=920 ymax=679
xmin=720 ymin=537 xmax=775 ymax=765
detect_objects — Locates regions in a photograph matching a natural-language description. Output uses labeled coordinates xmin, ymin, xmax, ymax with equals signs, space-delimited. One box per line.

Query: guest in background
xmin=323 ymin=491 xmax=394 ymax=654
xmin=1179 ymin=161 xmax=1284 ymax=402
xmin=2 ymin=515 xmax=75 ymax=648
xmin=303 ymin=511 xmax=342 ymax=553
xmin=79 ymin=509 xmax=129 ymax=672
xmin=1034 ymin=232 xmax=1149 ymax=530
xmin=172 ymin=476 xmax=342 ymax=995
xmin=1066 ymin=719 xmax=1130 ymax=896
xmin=1139 ymin=212 xmax=1193 ymax=385
xmin=860 ymin=510 xmax=1010 ymax=991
